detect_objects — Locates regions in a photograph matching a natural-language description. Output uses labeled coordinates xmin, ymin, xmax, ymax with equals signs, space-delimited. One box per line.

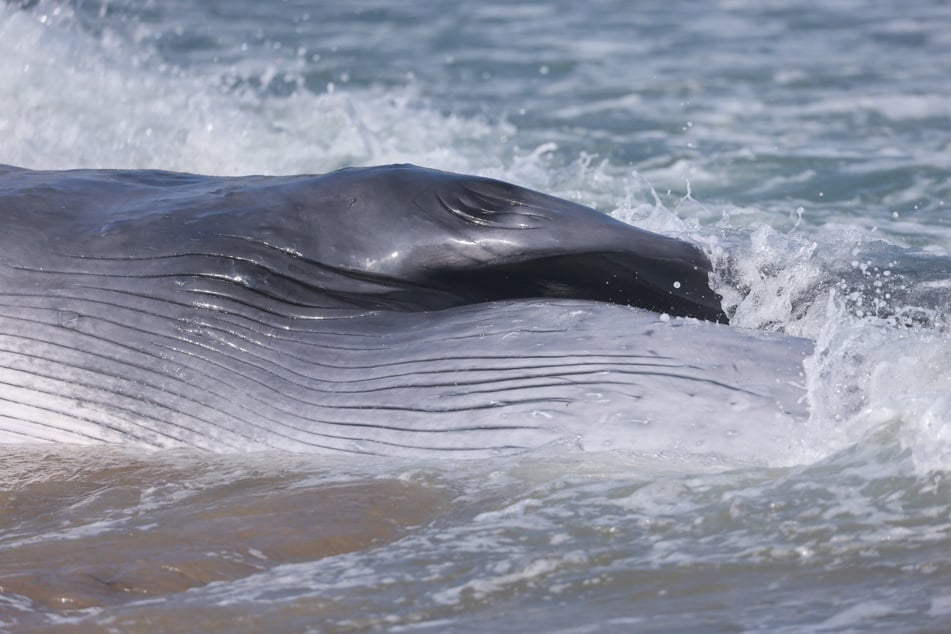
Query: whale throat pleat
xmin=0 ymin=260 xmax=809 ymax=459
xmin=0 ymin=270 xmax=591 ymax=455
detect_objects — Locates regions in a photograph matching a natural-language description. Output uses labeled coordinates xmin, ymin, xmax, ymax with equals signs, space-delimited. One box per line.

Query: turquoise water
xmin=1 ymin=1 xmax=949 ymax=632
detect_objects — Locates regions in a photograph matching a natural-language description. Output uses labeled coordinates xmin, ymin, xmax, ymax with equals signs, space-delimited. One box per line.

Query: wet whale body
xmin=0 ymin=164 xmax=810 ymax=461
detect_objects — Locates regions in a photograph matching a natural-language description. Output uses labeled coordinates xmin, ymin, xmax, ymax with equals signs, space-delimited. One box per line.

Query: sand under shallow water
xmin=2 ymin=448 xmax=446 ymax=615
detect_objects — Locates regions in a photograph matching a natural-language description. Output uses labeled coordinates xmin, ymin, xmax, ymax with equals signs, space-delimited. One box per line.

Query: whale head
xmin=284 ymin=164 xmax=728 ymax=323
xmin=16 ymin=163 xmax=727 ymax=323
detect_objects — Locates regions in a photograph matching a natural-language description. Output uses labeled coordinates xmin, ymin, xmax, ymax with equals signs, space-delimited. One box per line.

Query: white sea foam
xmin=0 ymin=4 xmax=513 ymax=177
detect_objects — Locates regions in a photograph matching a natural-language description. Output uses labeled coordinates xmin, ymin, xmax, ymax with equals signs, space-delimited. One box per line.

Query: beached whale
xmin=0 ymin=164 xmax=811 ymax=461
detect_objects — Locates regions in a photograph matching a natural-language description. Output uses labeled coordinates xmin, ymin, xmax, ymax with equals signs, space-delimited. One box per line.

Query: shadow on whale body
xmin=0 ymin=164 xmax=812 ymax=464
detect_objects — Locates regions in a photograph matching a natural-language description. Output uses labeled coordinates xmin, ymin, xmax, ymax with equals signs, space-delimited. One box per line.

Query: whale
xmin=0 ymin=163 xmax=812 ymax=462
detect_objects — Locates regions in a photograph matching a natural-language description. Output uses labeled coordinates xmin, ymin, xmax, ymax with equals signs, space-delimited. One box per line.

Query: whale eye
xmin=436 ymin=179 xmax=548 ymax=229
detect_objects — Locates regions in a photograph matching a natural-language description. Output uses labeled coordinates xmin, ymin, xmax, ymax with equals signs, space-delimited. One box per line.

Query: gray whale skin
xmin=0 ymin=163 xmax=811 ymax=461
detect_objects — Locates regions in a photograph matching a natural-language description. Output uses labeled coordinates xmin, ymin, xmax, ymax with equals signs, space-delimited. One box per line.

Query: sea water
xmin=1 ymin=1 xmax=949 ymax=631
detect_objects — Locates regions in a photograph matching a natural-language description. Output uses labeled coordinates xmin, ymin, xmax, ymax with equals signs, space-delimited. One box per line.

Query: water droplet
xmin=58 ymin=311 xmax=79 ymax=329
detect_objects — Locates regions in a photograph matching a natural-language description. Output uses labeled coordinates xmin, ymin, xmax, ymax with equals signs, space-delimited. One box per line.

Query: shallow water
xmin=1 ymin=0 xmax=950 ymax=632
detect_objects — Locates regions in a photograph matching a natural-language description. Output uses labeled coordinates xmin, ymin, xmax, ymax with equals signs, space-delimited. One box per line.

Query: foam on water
xmin=17 ymin=440 xmax=938 ymax=631
xmin=804 ymin=299 xmax=951 ymax=475
xmin=0 ymin=3 xmax=518 ymax=178
xmin=714 ymin=222 xmax=951 ymax=474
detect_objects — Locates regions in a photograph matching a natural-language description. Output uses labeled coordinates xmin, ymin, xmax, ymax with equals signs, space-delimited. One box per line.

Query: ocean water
xmin=1 ymin=0 xmax=950 ymax=632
